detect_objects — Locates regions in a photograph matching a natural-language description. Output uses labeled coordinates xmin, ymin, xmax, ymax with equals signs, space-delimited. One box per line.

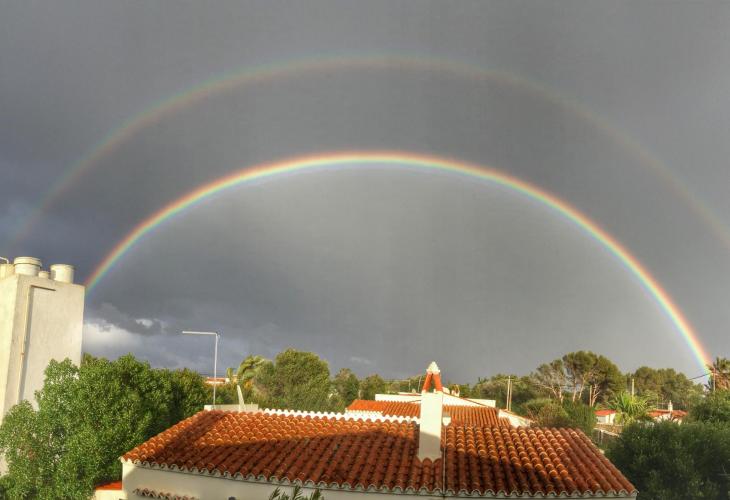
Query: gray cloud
xmin=3 ymin=0 xmax=730 ymax=382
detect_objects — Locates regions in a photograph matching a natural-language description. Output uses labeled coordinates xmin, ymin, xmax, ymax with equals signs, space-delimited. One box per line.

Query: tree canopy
xmin=359 ymin=374 xmax=388 ymax=400
xmin=255 ymin=349 xmax=337 ymax=411
xmin=0 ymin=354 xmax=208 ymax=499
xmin=607 ymin=422 xmax=730 ymax=500
xmin=332 ymin=368 xmax=360 ymax=407
xmin=630 ymin=366 xmax=704 ymax=409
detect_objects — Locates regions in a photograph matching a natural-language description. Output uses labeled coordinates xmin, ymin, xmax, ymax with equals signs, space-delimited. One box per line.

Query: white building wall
xmin=122 ymin=463 xmax=444 ymax=500
xmin=0 ymin=272 xmax=84 ymax=417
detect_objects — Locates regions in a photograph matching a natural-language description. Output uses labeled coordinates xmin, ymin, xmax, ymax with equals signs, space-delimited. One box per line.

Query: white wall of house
xmin=122 ymin=463 xmax=444 ymax=500
xmin=596 ymin=413 xmax=616 ymax=425
xmin=497 ymin=410 xmax=532 ymax=427
xmin=121 ymin=463 xmax=635 ymax=499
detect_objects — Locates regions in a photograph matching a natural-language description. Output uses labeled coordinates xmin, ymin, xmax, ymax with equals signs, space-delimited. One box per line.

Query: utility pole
xmin=630 ymin=378 xmax=635 ymax=397
xmin=506 ymin=376 xmax=512 ymax=412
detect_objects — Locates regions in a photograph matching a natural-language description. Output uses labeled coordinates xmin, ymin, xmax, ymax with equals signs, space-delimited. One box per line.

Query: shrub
xmin=607 ymin=421 xmax=730 ymax=500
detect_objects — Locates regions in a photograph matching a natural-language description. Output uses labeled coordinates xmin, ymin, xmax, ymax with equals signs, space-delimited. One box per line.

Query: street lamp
xmin=182 ymin=330 xmax=220 ymax=407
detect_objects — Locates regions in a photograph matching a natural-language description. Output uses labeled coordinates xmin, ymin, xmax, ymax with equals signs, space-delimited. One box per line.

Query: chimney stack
xmin=668 ymin=400 xmax=673 ymax=413
xmin=418 ymin=361 xmax=443 ymax=461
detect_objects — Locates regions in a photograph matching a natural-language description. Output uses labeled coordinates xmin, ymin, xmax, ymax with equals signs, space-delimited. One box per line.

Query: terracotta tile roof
xmin=347 ymin=399 xmax=508 ymax=427
xmin=94 ymin=481 xmax=122 ymax=491
xmin=594 ymin=409 xmax=616 ymax=416
xmin=346 ymin=400 xmax=421 ymax=417
xmin=648 ymin=409 xmax=687 ymax=419
xmin=123 ymin=410 xmax=443 ymax=493
xmin=123 ymin=411 xmax=636 ymax=497
xmin=443 ymin=424 xmax=635 ymax=496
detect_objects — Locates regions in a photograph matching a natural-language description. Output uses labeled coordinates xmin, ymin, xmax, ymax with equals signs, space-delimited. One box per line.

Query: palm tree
xmin=236 ymin=355 xmax=267 ymax=389
xmin=707 ymin=357 xmax=730 ymax=391
xmin=609 ymin=392 xmax=649 ymax=425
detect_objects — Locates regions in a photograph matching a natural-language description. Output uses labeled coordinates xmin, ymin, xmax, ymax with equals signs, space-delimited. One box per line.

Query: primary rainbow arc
xmin=85 ymin=151 xmax=711 ymax=370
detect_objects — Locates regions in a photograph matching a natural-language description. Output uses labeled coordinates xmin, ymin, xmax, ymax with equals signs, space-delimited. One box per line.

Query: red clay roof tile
xmin=347 ymin=399 xmax=508 ymax=427
xmin=123 ymin=411 xmax=635 ymax=497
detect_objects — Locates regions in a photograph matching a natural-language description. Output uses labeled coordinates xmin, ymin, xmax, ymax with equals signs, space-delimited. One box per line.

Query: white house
xmin=99 ymin=362 xmax=636 ymax=499
xmin=595 ymin=409 xmax=617 ymax=425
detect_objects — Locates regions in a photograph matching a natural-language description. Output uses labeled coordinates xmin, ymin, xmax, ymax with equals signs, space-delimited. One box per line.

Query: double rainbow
xmin=11 ymin=55 xmax=730 ymax=251
xmin=84 ymin=151 xmax=711 ymax=370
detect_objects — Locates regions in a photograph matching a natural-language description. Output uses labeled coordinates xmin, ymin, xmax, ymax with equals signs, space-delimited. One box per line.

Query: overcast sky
xmin=2 ymin=1 xmax=729 ymax=382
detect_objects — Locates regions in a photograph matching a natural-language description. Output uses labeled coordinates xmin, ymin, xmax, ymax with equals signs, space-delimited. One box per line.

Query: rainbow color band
xmin=12 ymin=55 xmax=730 ymax=251
xmin=84 ymin=151 xmax=711 ymax=371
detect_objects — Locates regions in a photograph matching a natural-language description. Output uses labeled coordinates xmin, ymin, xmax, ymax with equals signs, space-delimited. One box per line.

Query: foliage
xmin=471 ymin=374 xmax=539 ymax=413
xmin=163 ymin=367 xmax=210 ymax=422
xmin=562 ymin=400 xmax=596 ymax=435
xmin=256 ymin=349 xmax=336 ymax=411
xmin=689 ymin=390 xmax=730 ymax=424
xmin=631 ymin=366 xmax=704 ymax=409
xmin=707 ymin=357 xmax=730 ymax=392
xmin=268 ymin=486 xmax=323 ymax=500
xmin=523 ymin=398 xmax=594 ymax=435
xmin=607 ymin=421 xmax=730 ymax=500
xmin=332 ymin=368 xmax=360 ymax=407
xmin=533 ymin=400 xmax=572 ymax=428
xmin=531 ymin=359 xmax=567 ymax=402
xmin=609 ymin=391 xmax=650 ymax=425
xmin=0 ymin=354 xmax=207 ymax=500
xmin=359 ymin=374 xmax=388 ymax=400
xmin=387 ymin=375 xmax=425 ymax=394
xmin=235 ymin=355 xmax=268 ymax=388
xmin=530 ymin=352 xmax=624 ymax=406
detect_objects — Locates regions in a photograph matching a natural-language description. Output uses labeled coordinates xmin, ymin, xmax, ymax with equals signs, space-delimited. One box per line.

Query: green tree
xmin=163 ymin=367 xmax=210 ymax=422
xmin=236 ymin=355 xmax=267 ymax=387
xmin=359 ymin=374 xmax=388 ymax=400
xmin=631 ymin=366 xmax=704 ymax=409
xmin=471 ymin=375 xmax=539 ymax=413
xmin=530 ymin=359 xmax=568 ymax=402
xmin=609 ymin=391 xmax=650 ymax=425
xmin=522 ymin=398 xmax=595 ymax=435
xmin=332 ymin=368 xmax=359 ymax=407
xmin=0 ymin=354 xmax=199 ymax=500
xmin=708 ymin=356 xmax=730 ymax=392
xmin=562 ymin=351 xmax=598 ymax=403
xmin=585 ymin=355 xmax=624 ymax=406
xmin=607 ymin=422 xmax=730 ymax=500
xmin=256 ymin=349 xmax=335 ymax=411
xmin=688 ymin=390 xmax=730 ymax=424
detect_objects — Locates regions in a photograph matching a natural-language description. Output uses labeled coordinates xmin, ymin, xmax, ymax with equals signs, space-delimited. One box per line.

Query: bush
xmin=607 ymin=421 xmax=730 ymax=499
xmin=0 ymin=355 xmax=209 ymax=500
xmin=689 ymin=391 xmax=730 ymax=424
xmin=562 ymin=400 xmax=596 ymax=435
xmin=523 ymin=398 xmax=595 ymax=435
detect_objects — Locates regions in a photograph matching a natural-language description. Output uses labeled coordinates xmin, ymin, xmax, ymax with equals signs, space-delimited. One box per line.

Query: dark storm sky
xmin=1 ymin=1 xmax=729 ymax=381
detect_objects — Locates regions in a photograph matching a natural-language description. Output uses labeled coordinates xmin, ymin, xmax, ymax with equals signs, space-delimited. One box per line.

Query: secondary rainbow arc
xmin=84 ymin=151 xmax=711 ymax=371
xmin=11 ymin=55 xmax=730 ymax=251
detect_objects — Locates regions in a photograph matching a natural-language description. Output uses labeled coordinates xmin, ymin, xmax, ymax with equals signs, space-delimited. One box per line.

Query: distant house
xmin=595 ymin=409 xmax=617 ymax=425
xmin=204 ymin=376 xmax=228 ymax=386
xmin=648 ymin=401 xmax=687 ymax=423
xmin=347 ymin=383 xmax=533 ymax=428
xmin=98 ymin=362 xmax=636 ymax=499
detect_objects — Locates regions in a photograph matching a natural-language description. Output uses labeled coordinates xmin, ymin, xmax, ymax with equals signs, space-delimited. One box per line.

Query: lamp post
xmin=182 ymin=330 xmax=220 ymax=407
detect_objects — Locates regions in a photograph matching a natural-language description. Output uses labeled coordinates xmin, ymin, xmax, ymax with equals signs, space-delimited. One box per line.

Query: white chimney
xmin=13 ymin=256 xmax=41 ymax=277
xmin=50 ymin=264 xmax=74 ymax=284
xmin=668 ymin=401 xmax=673 ymax=412
xmin=418 ymin=361 xmax=443 ymax=461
